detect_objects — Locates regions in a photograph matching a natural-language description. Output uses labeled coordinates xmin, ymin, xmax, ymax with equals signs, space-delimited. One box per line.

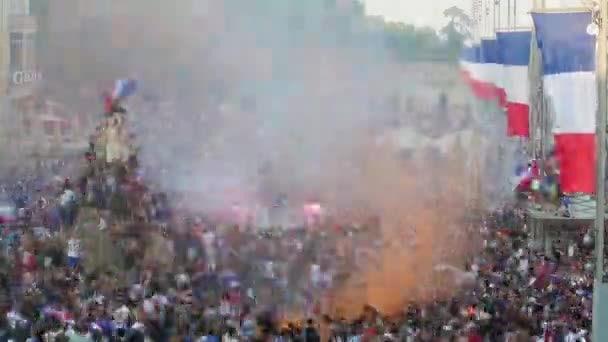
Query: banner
xmin=497 ymin=31 xmax=532 ymax=137
xmin=480 ymin=38 xmax=506 ymax=105
xmin=532 ymin=10 xmax=596 ymax=193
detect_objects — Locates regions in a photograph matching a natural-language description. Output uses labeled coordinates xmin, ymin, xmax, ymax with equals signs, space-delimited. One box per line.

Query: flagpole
xmin=594 ymin=1 xmax=608 ymax=341
xmin=596 ymin=0 xmax=607 ymax=285
xmin=508 ymin=0 xmax=511 ymax=27
xmin=486 ymin=0 xmax=490 ymax=34
xmin=493 ymin=1 xmax=496 ymax=31
xmin=488 ymin=0 xmax=492 ymax=34
xmin=513 ymin=0 xmax=517 ymax=26
xmin=493 ymin=0 xmax=497 ymax=30
xmin=497 ymin=0 xmax=501 ymax=29
xmin=538 ymin=0 xmax=547 ymax=181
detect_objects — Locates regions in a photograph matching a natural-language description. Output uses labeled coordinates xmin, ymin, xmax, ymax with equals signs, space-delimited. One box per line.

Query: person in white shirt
xmin=67 ymin=236 xmax=81 ymax=268
xmin=201 ymin=229 xmax=217 ymax=272
xmin=59 ymin=187 xmax=77 ymax=226
xmin=202 ymin=229 xmax=215 ymax=248
xmin=219 ymin=296 xmax=231 ymax=317
xmin=222 ymin=332 xmax=239 ymax=342
xmin=97 ymin=216 xmax=107 ymax=231
xmin=264 ymin=260 xmax=275 ymax=279
xmin=60 ymin=189 xmax=76 ymax=207
xmin=311 ymin=264 xmax=321 ymax=288
xmin=565 ymin=328 xmax=587 ymax=342
xmin=518 ymin=256 xmax=529 ymax=277
xmin=113 ymin=305 xmax=131 ymax=330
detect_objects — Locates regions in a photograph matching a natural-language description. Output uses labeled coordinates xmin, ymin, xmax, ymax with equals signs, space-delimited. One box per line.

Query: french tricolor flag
xmin=497 ymin=30 xmax=532 ymax=137
xmin=112 ymin=79 xmax=138 ymax=100
xmin=460 ymin=44 xmax=492 ymax=100
xmin=480 ymin=38 xmax=507 ymax=108
xmin=532 ymin=10 xmax=596 ymax=194
xmin=460 ymin=40 xmax=505 ymax=106
xmin=514 ymin=160 xmax=540 ymax=192
xmin=459 ymin=44 xmax=477 ymax=92
xmin=460 ymin=44 xmax=491 ymax=100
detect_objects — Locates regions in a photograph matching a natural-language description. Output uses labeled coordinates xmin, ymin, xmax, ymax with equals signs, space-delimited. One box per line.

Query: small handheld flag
xmin=112 ymin=79 xmax=138 ymax=99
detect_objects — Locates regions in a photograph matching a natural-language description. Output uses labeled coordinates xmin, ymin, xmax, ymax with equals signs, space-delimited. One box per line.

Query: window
xmin=10 ymin=32 xmax=34 ymax=76
xmin=43 ymin=120 xmax=55 ymax=136
xmin=60 ymin=121 xmax=70 ymax=136
xmin=10 ymin=32 xmax=24 ymax=73
xmin=61 ymin=121 xmax=71 ymax=142
xmin=22 ymin=117 xmax=31 ymax=135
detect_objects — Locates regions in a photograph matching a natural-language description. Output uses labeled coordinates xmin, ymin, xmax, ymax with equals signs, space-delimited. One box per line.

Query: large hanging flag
xmin=459 ymin=44 xmax=478 ymax=92
xmin=479 ymin=38 xmax=506 ymax=106
xmin=532 ymin=10 xmax=596 ymax=193
xmin=497 ymin=30 xmax=532 ymax=137
xmin=460 ymin=43 xmax=495 ymax=101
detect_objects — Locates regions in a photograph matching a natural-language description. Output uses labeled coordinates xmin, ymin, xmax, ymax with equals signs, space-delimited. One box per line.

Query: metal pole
xmin=538 ymin=93 xmax=545 ymax=180
xmin=513 ymin=0 xmax=517 ymax=27
xmin=594 ymin=2 xmax=608 ymax=341
xmin=596 ymin=0 xmax=607 ymax=286
xmin=507 ymin=0 xmax=511 ymax=28
xmin=493 ymin=0 xmax=497 ymax=31
xmin=497 ymin=0 xmax=501 ymax=30
xmin=484 ymin=0 xmax=489 ymax=35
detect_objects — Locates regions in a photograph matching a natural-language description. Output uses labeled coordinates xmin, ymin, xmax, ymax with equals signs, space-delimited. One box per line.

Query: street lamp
xmin=494 ymin=0 xmax=504 ymax=28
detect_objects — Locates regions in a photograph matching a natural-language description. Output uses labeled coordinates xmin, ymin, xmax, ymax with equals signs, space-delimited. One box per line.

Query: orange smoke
xmin=322 ymin=141 xmax=481 ymax=317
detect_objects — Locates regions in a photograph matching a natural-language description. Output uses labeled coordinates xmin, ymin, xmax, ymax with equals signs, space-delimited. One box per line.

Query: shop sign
xmin=12 ymin=71 xmax=42 ymax=85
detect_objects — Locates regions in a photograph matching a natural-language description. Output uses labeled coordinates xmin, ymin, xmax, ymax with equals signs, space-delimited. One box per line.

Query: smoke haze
xmin=41 ymin=0 xmax=513 ymax=314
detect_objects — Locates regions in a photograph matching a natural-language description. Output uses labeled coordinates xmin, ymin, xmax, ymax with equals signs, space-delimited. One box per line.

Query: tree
xmin=440 ymin=22 xmax=465 ymax=63
xmin=442 ymin=6 xmax=471 ymax=38
xmin=441 ymin=6 xmax=472 ymax=63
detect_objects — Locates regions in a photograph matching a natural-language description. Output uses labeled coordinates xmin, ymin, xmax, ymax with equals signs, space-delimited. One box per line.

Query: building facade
xmin=0 ymin=0 xmax=86 ymax=161
xmin=0 ymin=0 xmax=42 ymax=160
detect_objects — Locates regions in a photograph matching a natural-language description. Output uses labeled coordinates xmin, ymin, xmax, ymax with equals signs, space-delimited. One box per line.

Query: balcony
xmin=8 ymin=15 xmax=37 ymax=33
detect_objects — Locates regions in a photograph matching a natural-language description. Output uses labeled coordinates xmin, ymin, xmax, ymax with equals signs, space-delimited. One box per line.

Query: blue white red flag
xmin=480 ymin=38 xmax=507 ymax=107
xmin=112 ymin=79 xmax=138 ymax=99
xmin=496 ymin=30 xmax=532 ymax=137
xmin=532 ymin=10 xmax=596 ymax=193
xmin=460 ymin=40 xmax=505 ymax=106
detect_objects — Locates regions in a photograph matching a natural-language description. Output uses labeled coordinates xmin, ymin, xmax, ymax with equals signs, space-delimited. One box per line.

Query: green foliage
xmin=378 ymin=4 xmax=470 ymax=63
xmin=220 ymin=0 xmax=470 ymax=64
xmin=440 ymin=22 xmax=466 ymax=63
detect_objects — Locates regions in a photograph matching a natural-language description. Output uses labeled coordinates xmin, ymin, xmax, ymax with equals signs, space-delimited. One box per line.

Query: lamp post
xmin=507 ymin=0 xmax=511 ymax=27
xmin=594 ymin=1 xmax=608 ymax=341
xmin=513 ymin=0 xmax=517 ymax=27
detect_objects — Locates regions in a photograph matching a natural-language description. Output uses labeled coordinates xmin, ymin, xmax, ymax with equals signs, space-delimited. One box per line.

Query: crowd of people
xmin=0 ymin=95 xmax=596 ymax=342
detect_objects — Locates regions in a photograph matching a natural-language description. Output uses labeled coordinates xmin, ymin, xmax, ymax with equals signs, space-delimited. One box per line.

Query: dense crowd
xmin=0 ymin=97 xmax=596 ymax=342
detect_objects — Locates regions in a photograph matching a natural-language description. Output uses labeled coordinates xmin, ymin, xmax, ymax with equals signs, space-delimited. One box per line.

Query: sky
xmin=364 ymin=0 xmax=470 ymax=29
xmin=364 ymin=0 xmax=583 ymax=31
